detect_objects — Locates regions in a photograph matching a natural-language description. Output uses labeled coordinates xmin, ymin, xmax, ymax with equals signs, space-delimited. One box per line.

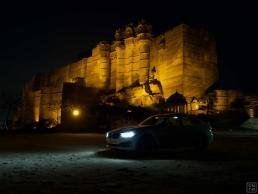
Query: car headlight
xmin=120 ymin=131 xmax=135 ymax=138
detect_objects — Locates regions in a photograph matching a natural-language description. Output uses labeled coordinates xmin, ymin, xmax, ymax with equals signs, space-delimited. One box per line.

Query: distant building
xmin=17 ymin=20 xmax=258 ymax=127
xmin=206 ymin=89 xmax=258 ymax=116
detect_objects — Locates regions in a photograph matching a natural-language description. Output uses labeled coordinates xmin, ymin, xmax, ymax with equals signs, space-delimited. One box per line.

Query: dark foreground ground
xmin=0 ymin=130 xmax=258 ymax=194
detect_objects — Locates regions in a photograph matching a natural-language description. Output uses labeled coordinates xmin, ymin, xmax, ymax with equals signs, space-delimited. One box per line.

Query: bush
xmin=197 ymin=110 xmax=249 ymax=130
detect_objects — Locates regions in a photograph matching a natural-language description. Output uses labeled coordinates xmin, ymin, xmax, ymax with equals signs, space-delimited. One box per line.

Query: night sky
xmin=0 ymin=1 xmax=258 ymax=94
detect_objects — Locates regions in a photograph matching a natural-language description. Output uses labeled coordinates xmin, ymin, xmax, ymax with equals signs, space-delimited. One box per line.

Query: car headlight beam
xmin=120 ymin=131 xmax=135 ymax=138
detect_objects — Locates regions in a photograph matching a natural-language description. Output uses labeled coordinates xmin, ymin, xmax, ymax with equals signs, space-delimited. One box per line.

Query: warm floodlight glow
xmin=72 ymin=109 xmax=80 ymax=117
xmin=249 ymin=108 xmax=254 ymax=118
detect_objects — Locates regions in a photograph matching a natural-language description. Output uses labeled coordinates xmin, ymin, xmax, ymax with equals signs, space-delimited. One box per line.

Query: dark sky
xmin=0 ymin=1 xmax=258 ymax=94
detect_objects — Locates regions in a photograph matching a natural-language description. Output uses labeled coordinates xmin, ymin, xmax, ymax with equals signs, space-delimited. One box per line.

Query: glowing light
xmin=72 ymin=109 xmax=80 ymax=117
xmin=249 ymin=108 xmax=254 ymax=118
xmin=120 ymin=131 xmax=135 ymax=138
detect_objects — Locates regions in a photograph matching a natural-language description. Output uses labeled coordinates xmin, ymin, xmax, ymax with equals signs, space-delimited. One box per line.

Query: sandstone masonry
xmin=16 ymin=21 xmax=219 ymax=125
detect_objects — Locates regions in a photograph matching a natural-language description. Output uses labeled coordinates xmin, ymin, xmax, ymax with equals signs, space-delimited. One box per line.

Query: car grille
xmin=111 ymin=133 xmax=120 ymax=139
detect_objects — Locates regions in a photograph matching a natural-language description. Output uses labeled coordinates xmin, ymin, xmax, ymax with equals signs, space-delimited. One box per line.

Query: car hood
xmin=110 ymin=125 xmax=152 ymax=133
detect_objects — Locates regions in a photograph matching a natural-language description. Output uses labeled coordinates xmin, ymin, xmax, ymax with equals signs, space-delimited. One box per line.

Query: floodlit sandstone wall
xmin=182 ymin=25 xmax=218 ymax=100
xmin=19 ymin=22 xmax=219 ymax=125
xmin=86 ymin=42 xmax=110 ymax=89
xmin=136 ymin=34 xmax=152 ymax=85
xmin=150 ymin=24 xmax=218 ymax=101
xmin=20 ymin=79 xmax=41 ymax=124
xmin=39 ymin=87 xmax=62 ymax=123
xmin=124 ymin=37 xmax=134 ymax=87
xmin=110 ymin=49 xmax=117 ymax=90
xmin=212 ymin=90 xmax=243 ymax=112
xmin=115 ymin=44 xmax=125 ymax=91
xmin=86 ymin=56 xmax=98 ymax=87
xmin=54 ymin=65 xmax=70 ymax=83
xmin=69 ymin=59 xmax=86 ymax=81
xmin=151 ymin=25 xmax=184 ymax=99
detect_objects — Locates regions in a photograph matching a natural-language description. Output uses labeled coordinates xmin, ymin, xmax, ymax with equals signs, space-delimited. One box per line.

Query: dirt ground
xmin=0 ymin=131 xmax=258 ymax=194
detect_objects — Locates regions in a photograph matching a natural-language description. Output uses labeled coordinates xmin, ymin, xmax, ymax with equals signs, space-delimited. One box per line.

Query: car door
xmin=155 ymin=115 xmax=183 ymax=148
xmin=181 ymin=116 xmax=201 ymax=146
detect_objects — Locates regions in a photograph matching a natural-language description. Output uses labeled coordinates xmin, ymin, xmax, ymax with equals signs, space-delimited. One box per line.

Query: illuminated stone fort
xmin=17 ymin=21 xmax=220 ymax=126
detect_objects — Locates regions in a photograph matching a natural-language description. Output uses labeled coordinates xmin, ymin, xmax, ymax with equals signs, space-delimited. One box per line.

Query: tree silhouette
xmin=0 ymin=90 xmax=21 ymax=129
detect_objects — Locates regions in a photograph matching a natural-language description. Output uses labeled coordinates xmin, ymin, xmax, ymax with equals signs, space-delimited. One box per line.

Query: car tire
xmin=136 ymin=135 xmax=155 ymax=153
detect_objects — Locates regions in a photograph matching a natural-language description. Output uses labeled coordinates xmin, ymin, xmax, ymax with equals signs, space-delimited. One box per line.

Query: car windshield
xmin=139 ymin=115 xmax=168 ymax=126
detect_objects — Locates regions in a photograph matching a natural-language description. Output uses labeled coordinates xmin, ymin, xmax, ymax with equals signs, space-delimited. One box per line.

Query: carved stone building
xmin=16 ymin=21 xmax=220 ymax=126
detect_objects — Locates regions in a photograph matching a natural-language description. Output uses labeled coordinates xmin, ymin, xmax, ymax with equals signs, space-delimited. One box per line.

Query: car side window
xmin=182 ymin=117 xmax=192 ymax=127
xmin=182 ymin=117 xmax=201 ymax=127
xmin=191 ymin=118 xmax=201 ymax=125
xmin=166 ymin=116 xmax=181 ymax=127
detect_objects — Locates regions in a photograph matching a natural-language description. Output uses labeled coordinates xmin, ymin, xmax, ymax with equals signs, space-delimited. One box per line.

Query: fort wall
xmin=152 ymin=25 xmax=184 ymax=99
xmin=18 ymin=22 xmax=218 ymax=125
xmin=182 ymin=25 xmax=218 ymax=100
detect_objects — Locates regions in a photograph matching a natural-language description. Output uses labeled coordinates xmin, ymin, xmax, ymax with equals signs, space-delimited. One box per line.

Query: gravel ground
xmin=0 ymin=132 xmax=258 ymax=194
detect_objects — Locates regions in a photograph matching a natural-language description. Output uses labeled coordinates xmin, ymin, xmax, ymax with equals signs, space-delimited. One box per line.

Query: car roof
xmin=150 ymin=113 xmax=183 ymax=116
xmin=149 ymin=113 xmax=201 ymax=120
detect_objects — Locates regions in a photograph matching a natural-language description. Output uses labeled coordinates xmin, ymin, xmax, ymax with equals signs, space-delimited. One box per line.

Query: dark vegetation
xmin=197 ymin=110 xmax=249 ymax=131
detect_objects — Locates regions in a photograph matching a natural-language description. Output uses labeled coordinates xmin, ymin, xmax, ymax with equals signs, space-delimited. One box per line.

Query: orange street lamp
xmin=72 ymin=109 xmax=80 ymax=117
